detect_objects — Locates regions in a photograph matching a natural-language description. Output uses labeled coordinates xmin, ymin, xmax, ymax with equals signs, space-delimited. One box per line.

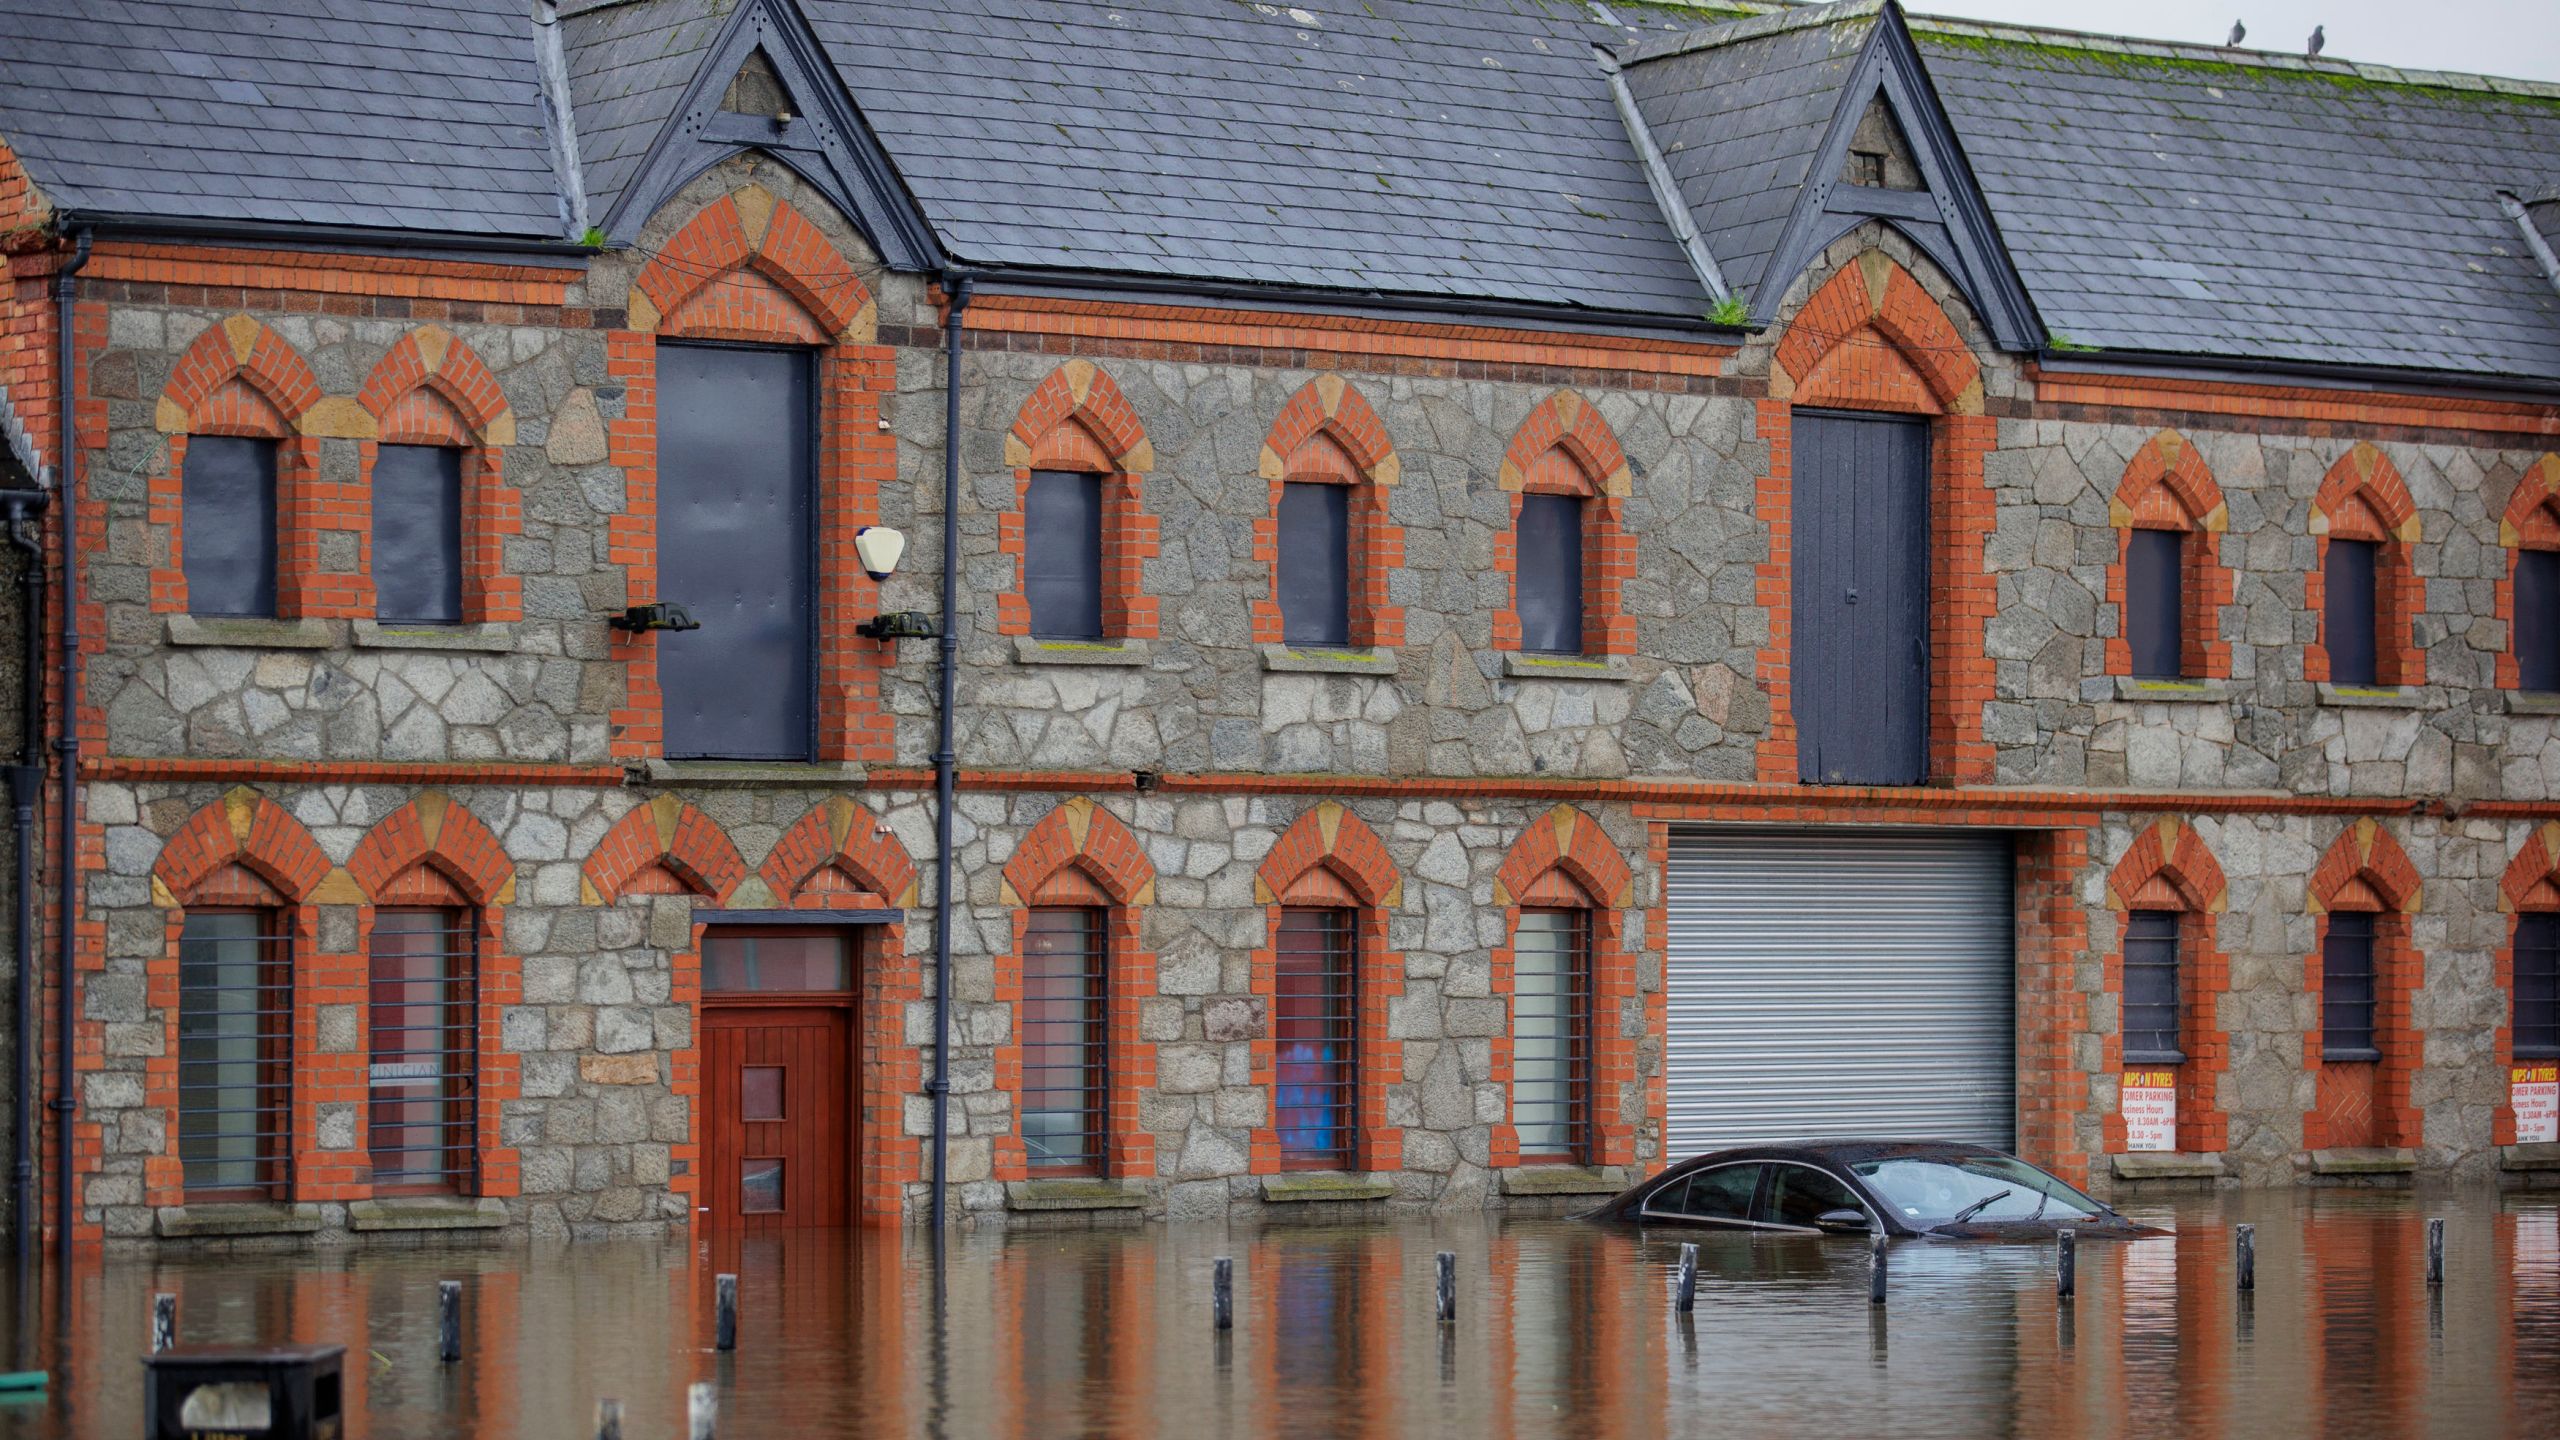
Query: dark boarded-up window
xmin=2321 ymin=912 xmax=2379 ymax=1061
xmin=2518 ymin=549 xmax=2560 ymax=692
xmin=2121 ymin=910 xmax=2184 ymax=1065
xmin=1277 ymin=481 xmax=1350 ymax=647
xmin=2325 ymin=538 xmax=2380 ymax=686
xmin=1024 ymin=470 xmax=1105 ymax=641
xmin=182 ymin=436 xmax=277 ymax=617
xmin=1516 ymin=493 xmax=1585 ymax=655
xmin=2126 ymin=528 xmax=2184 ymax=678
xmin=372 ymin=444 xmax=465 ymax=623
xmin=2516 ymin=912 xmax=2560 ymax=1059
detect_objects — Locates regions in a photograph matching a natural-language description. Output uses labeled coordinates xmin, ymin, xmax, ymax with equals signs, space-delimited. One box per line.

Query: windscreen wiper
xmin=1944 ymin=1189 xmax=2014 ymax=1226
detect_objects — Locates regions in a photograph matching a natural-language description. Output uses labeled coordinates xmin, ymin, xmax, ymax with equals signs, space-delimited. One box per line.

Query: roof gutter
xmin=1594 ymin=45 xmax=1731 ymax=306
xmin=63 ymin=212 xmax=601 ymax=262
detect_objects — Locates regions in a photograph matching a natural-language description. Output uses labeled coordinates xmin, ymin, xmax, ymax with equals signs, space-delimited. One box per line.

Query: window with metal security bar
xmin=368 ymin=908 xmax=478 ymax=1193
xmin=1024 ymin=471 xmax=1106 ymax=641
xmin=177 ymin=910 xmax=292 ymax=1198
xmin=2325 ymin=537 xmax=2381 ymax=686
xmin=2126 ymin=527 xmax=2184 ymax=679
xmin=1274 ymin=907 xmax=1356 ymax=1170
xmin=181 ymin=436 xmax=278 ymax=617
xmin=1515 ymin=493 xmax=1585 ymax=656
xmin=1021 ymin=907 xmax=1107 ymax=1174
xmin=2321 ymin=912 xmax=2380 ymax=1062
xmin=2121 ymin=910 xmax=2184 ymax=1066
xmin=1512 ymin=908 xmax=1590 ymax=1163
xmin=2519 ymin=549 xmax=2560 ymax=693
xmin=372 ymin=445 xmax=465 ymax=624
xmin=2517 ymin=912 xmax=2560 ymax=1060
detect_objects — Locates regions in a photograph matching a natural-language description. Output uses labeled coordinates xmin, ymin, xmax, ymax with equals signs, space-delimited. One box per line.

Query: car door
xmin=1637 ymin=1162 xmax=1764 ymax=1229
xmin=1757 ymin=1161 xmax=1876 ymax=1233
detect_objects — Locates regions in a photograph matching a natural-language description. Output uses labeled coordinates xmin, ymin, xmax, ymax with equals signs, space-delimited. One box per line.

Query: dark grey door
xmin=657 ymin=343 xmax=814 ymax=760
xmin=1790 ymin=411 xmax=1928 ymax=785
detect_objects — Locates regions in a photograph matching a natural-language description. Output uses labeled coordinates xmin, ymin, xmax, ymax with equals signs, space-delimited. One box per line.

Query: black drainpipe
xmin=52 ymin=227 xmax=90 ymax=1281
xmin=3 ymin=488 xmax=47 ymax=1275
xmin=928 ymin=271 xmax=973 ymax=1232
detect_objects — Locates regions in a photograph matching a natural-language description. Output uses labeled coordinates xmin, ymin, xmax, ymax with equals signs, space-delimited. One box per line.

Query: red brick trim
xmin=2023 ymin=364 xmax=2560 ymax=441
xmin=1486 ymin=806 xmax=1637 ymax=1167
xmin=1248 ymin=802 xmax=1404 ymax=1173
xmin=2305 ymin=442 xmax=2425 ymax=687
xmin=2495 ymin=823 xmax=2560 ymax=1145
xmin=84 ymin=757 xmax=626 ymax=787
xmin=2104 ymin=430 xmax=2234 ymax=680
xmin=991 ymin=797 xmax=1159 ymax=1180
xmin=2496 ymin=455 xmax=2560 ymax=691
xmin=2302 ymin=819 xmax=2424 ymax=1150
xmin=611 ymin=185 xmax=895 ymax=763
xmin=1755 ymin=253 xmax=1994 ymax=784
xmin=997 ymin=361 xmax=1161 ymax=641
xmin=757 ymin=795 xmax=918 ymax=906
xmin=81 ymin=241 xmax=580 ymax=306
xmin=148 ymin=316 xmax=338 ymax=615
xmin=1249 ymin=376 xmax=1404 ymax=649
xmin=150 ymin=786 xmax=333 ymax=904
xmin=580 ymin=794 xmax=749 ymax=905
xmin=354 ymin=326 xmax=523 ymax=623
xmin=1493 ymin=392 xmax=1636 ymax=657
xmin=2102 ymin=818 xmax=2231 ymax=1153
xmin=2015 ymin=827 xmax=2093 ymax=1187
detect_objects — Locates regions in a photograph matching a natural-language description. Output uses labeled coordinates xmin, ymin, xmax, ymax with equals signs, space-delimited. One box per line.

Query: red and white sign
xmin=2516 ymin=1064 xmax=2559 ymax=1144
xmin=2122 ymin=1070 xmax=2178 ymax=1152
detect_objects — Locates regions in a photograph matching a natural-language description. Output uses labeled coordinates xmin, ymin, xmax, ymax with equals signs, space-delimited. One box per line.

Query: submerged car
xmin=1580 ymin=1140 xmax=2161 ymax=1240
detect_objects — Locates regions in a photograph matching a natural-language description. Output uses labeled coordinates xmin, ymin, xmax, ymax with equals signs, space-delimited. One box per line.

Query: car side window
xmin=1662 ymin=1163 xmax=1760 ymax=1221
xmin=1762 ymin=1163 xmax=1868 ymax=1229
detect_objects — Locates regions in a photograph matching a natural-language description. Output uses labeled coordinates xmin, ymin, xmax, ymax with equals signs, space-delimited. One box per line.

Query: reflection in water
xmin=0 ymin=1190 xmax=2553 ymax=1438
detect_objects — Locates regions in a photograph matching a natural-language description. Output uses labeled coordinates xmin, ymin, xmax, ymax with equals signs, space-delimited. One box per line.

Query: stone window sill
xmin=1260 ymin=644 xmax=1398 ymax=677
xmin=2501 ymin=691 xmax=2560 ymax=716
xmin=2305 ymin=1146 xmax=2416 ymax=1176
xmin=347 ymin=1196 xmax=511 ymax=1232
xmin=352 ymin=621 xmax=517 ymax=653
xmin=166 ymin=616 xmax=341 ymax=649
xmin=2316 ymin=683 xmax=2425 ymax=710
xmin=1498 ymin=1164 xmax=1633 ymax=1197
xmin=1005 ymin=1179 xmax=1147 ymax=1212
xmin=2112 ymin=676 xmax=2228 ymax=704
xmin=636 ymin=759 xmax=869 ymax=788
xmin=1013 ymin=636 xmax=1151 ymax=667
xmin=1260 ymin=1173 xmax=1398 ymax=1204
xmin=2500 ymin=1142 xmax=2560 ymax=1172
xmin=2108 ymin=1152 xmax=2225 ymax=1181
xmin=155 ymin=1201 xmax=325 ymax=1238
xmin=1501 ymin=654 xmax=1634 ymax=683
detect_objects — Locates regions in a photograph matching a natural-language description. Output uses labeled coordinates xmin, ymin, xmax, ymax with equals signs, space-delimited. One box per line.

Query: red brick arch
xmin=581 ymin=795 xmax=748 ymax=904
xmin=2103 ymin=818 xmax=2231 ymax=1154
xmin=1001 ymin=796 xmax=1156 ymax=908
xmin=2106 ymin=430 xmax=2234 ymax=680
xmin=350 ymin=326 xmax=523 ymax=623
xmin=2496 ymin=455 xmax=2560 ymax=690
xmin=2307 ymin=442 xmax=2425 ymax=687
xmin=1256 ymin=800 xmax=1402 ymax=908
xmin=151 ymin=787 xmax=333 ymax=906
xmin=1488 ymin=806 xmax=1639 ymax=1168
xmin=1251 ymin=376 xmax=1404 ymax=649
xmin=1494 ymin=392 xmax=1636 ymax=657
xmin=2302 ymin=820 xmax=2424 ymax=1150
xmin=2495 ymin=824 xmax=2560 ymax=1144
xmin=1772 ymin=253 xmax=1983 ymax=416
xmin=628 ymin=186 xmax=876 ymax=343
xmin=758 ymin=796 xmax=917 ymax=907
xmin=156 ymin=315 xmax=323 ymax=433
xmin=346 ymin=790 xmax=515 ymax=907
xmin=1249 ymin=802 xmax=1404 ymax=1174
xmin=996 ymin=361 xmax=1161 ymax=641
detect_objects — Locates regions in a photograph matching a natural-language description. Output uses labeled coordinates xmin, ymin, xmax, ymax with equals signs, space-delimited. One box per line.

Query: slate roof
xmin=560 ymin=0 xmax=732 ymax=226
xmin=0 ymin=0 xmax=563 ymax=237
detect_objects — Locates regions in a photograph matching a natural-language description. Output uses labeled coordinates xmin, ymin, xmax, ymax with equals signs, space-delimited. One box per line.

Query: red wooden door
xmin=702 ymin=1005 xmax=851 ymax=1231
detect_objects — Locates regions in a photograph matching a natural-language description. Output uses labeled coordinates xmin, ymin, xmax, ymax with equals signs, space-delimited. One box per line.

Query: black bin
xmin=142 ymin=1343 xmax=344 ymax=1440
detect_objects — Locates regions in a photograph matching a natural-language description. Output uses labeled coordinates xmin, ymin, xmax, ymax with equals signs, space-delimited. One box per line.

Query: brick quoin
xmin=2495 ymin=823 xmax=2560 ymax=1146
xmin=354 ymin=325 xmax=523 ymax=623
xmin=1249 ymin=376 xmax=1404 ymax=649
xmin=1485 ymin=806 xmax=1637 ymax=1168
xmin=2302 ymin=820 xmax=2425 ymax=1151
xmin=2496 ymin=454 xmax=2560 ymax=691
xmin=2105 ymin=429 xmax=2235 ymax=680
xmin=998 ymin=360 xmax=1161 ymax=641
xmin=1755 ymin=252 xmax=1995 ymax=786
xmin=1248 ymin=802 xmax=1405 ymax=1174
xmin=992 ymin=797 xmax=1159 ymax=1181
xmin=1493 ymin=392 xmax=1637 ymax=658
xmin=2013 ymin=828 xmax=2094 ymax=1186
xmin=2305 ymin=442 xmax=2426 ymax=687
xmin=148 ymin=316 xmax=335 ymax=617
xmin=2103 ymin=818 xmax=2232 ymax=1154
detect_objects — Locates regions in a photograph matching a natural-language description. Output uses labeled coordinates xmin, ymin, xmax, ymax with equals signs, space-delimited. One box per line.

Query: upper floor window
xmin=177 ymin=908 xmax=291 ymax=1198
xmin=2121 ymin=910 xmax=2183 ymax=1065
xmin=1023 ymin=471 xmax=1105 ymax=642
xmin=181 ymin=436 xmax=278 ymax=618
xmin=2324 ymin=537 xmax=2381 ymax=687
xmin=372 ymin=445 xmax=465 ymax=625
xmin=2125 ymin=528 xmax=2184 ymax=679
xmin=2321 ymin=912 xmax=2380 ymax=1062
xmin=2309 ymin=443 xmax=2421 ymax=690
xmin=1514 ymin=494 xmax=1585 ymax=657
xmin=2106 ymin=432 xmax=2232 ymax=684
xmin=2517 ymin=548 xmax=2560 ymax=693
xmin=2518 ymin=912 xmax=2560 ymax=1060
xmin=1277 ymin=480 xmax=1352 ymax=648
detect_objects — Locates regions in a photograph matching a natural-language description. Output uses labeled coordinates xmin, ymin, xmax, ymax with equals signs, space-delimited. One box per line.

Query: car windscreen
xmin=1849 ymin=1154 xmax=2106 ymax=1225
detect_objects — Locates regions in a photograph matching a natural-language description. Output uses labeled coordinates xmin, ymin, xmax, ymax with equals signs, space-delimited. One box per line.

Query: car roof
xmin=1661 ymin=1140 xmax=2012 ymax=1175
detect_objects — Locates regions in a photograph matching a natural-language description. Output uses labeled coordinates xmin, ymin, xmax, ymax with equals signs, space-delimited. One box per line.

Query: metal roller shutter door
xmin=1665 ymin=828 xmax=2015 ymax=1155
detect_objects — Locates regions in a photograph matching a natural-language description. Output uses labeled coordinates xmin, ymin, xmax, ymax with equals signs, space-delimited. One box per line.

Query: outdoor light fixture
xmin=609 ymin=601 xmax=700 ymax=633
xmin=852 ymin=524 xmax=936 ymax=640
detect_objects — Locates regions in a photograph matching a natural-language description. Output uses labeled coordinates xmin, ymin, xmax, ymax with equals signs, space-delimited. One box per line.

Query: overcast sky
xmin=1900 ymin=0 xmax=2560 ymax=83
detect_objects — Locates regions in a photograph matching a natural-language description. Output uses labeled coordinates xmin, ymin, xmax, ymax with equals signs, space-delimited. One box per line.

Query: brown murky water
xmin=3 ymin=1188 xmax=2555 ymax=1438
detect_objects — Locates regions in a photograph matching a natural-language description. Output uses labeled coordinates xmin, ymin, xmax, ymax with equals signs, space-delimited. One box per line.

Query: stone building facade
xmin=0 ymin=0 xmax=2557 ymax=1247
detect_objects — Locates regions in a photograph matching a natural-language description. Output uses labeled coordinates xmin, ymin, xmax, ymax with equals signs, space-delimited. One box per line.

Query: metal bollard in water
xmin=2056 ymin=1228 xmax=2077 ymax=1300
xmin=715 ymin=1273 xmax=738 ymax=1352
xmin=1676 ymin=1242 xmax=1699 ymax=1313
xmin=1212 ymin=1257 xmax=1233 ymax=1331
xmin=593 ymin=1397 xmax=624 ymax=1440
xmin=2427 ymin=1217 xmax=2444 ymax=1288
xmin=1435 ymin=1251 xmax=1455 ymax=1325
xmin=438 ymin=1280 xmax=462 ymax=1364
xmin=2236 ymin=1224 xmax=2255 ymax=1292
xmin=1869 ymin=1234 xmax=1888 ymax=1306
xmin=150 ymin=1293 xmax=176 ymax=1354
xmin=687 ymin=1381 xmax=718 ymax=1440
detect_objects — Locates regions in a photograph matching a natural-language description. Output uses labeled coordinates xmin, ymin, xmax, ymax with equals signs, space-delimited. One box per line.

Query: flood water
xmin=3 ymin=1188 xmax=2555 ymax=1438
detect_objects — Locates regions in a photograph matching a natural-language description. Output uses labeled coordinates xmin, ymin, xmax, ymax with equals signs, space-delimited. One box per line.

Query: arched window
xmin=2107 ymin=431 xmax=2232 ymax=683
xmin=1001 ymin=361 xmax=1159 ymax=649
xmin=1491 ymin=806 xmax=1638 ymax=1169
xmin=1252 ymin=378 xmax=1403 ymax=655
xmin=2499 ymin=455 xmax=2560 ymax=695
xmin=1498 ymin=392 xmax=1636 ymax=662
xmin=2308 ymin=443 xmax=2424 ymax=691
xmin=2303 ymin=821 xmax=2424 ymax=1153
xmin=367 ymin=866 xmax=481 ymax=1193
xmin=2104 ymin=819 xmax=2231 ymax=1156
xmin=1251 ymin=802 xmax=1405 ymax=1174
xmin=356 ymin=325 xmax=521 ymax=627
xmin=152 ymin=317 xmax=325 ymax=619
